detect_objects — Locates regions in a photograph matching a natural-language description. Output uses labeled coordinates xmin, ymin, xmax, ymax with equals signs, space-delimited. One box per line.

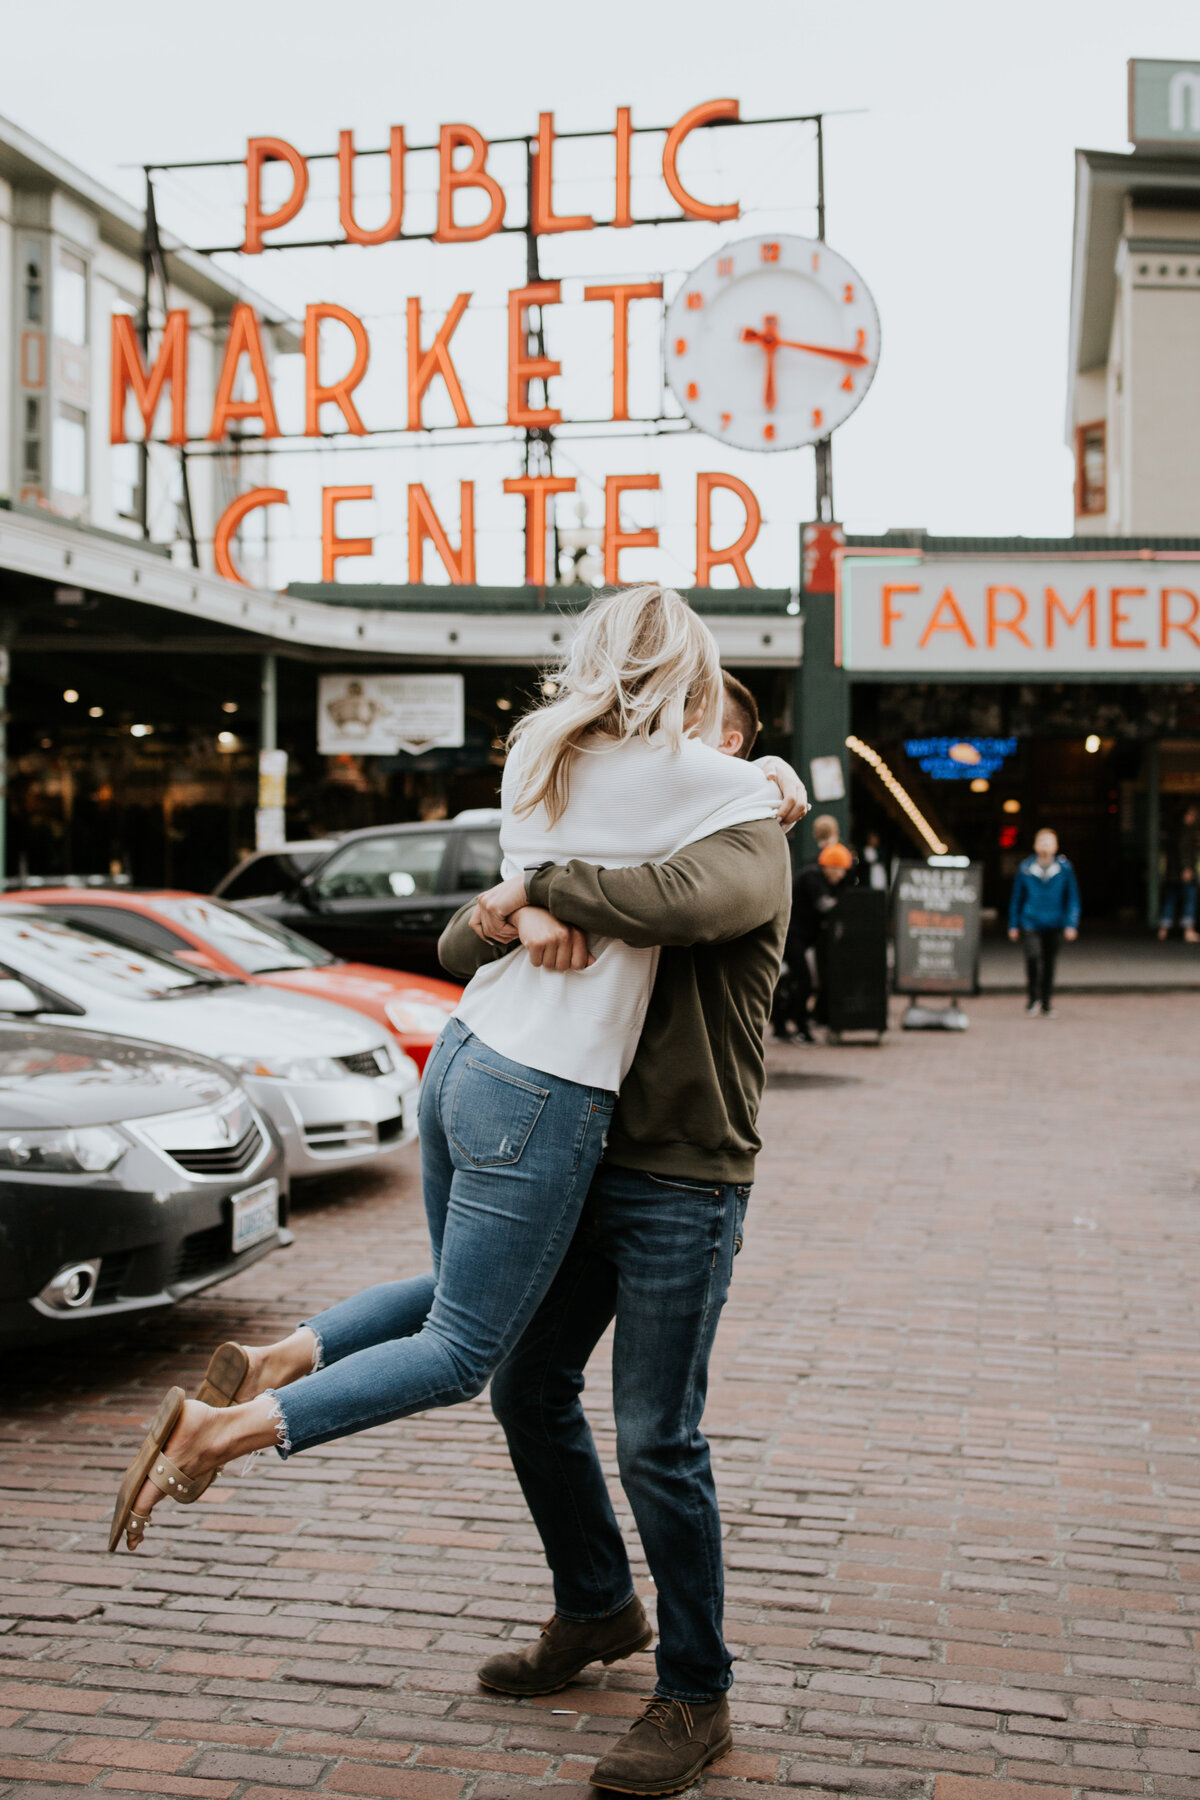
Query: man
xmin=437 ymin=759 xmax=804 ymax=1797
xmin=778 ymin=841 xmax=852 ymax=1039
xmin=1008 ymin=827 xmax=1081 ymax=1016
xmin=1157 ymin=803 xmax=1199 ymax=943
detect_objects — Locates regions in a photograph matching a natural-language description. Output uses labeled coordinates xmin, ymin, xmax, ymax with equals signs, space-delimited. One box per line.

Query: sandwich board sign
xmin=893 ymin=860 xmax=983 ymax=996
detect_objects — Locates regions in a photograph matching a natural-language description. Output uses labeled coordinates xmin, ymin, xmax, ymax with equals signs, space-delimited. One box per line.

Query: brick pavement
xmin=3 ymin=992 xmax=1199 ymax=1799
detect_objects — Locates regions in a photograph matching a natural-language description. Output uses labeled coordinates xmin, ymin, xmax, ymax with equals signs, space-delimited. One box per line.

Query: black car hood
xmin=0 ymin=1024 xmax=237 ymax=1129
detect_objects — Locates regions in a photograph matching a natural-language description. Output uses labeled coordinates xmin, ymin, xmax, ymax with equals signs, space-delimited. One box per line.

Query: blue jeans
xmin=1159 ymin=876 xmax=1198 ymax=930
xmin=490 ymin=1163 xmax=752 ymax=1704
xmin=272 ymin=1021 xmax=615 ymax=1456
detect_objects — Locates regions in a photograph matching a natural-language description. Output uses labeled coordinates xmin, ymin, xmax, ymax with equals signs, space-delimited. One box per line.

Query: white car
xmin=0 ymin=909 xmax=419 ymax=1180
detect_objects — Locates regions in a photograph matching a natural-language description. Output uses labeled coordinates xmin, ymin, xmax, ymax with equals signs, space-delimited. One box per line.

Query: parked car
xmin=218 ymin=817 xmax=503 ymax=976
xmin=214 ymin=840 xmax=341 ymax=903
xmin=0 ymin=1020 xmax=290 ymax=1345
xmin=7 ymin=890 xmax=461 ymax=1075
xmin=0 ymin=910 xmax=419 ymax=1179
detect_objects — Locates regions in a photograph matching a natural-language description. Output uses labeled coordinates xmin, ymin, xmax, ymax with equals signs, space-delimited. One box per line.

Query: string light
xmin=845 ymin=735 xmax=948 ymax=856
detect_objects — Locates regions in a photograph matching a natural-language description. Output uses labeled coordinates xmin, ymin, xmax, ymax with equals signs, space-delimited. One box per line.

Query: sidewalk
xmin=2 ymin=992 xmax=1199 ymax=1798
xmin=981 ymin=933 xmax=1200 ymax=991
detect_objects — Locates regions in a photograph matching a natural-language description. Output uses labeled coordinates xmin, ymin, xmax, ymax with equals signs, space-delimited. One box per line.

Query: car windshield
xmin=0 ymin=915 xmax=213 ymax=1001
xmin=152 ymin=898 xmax=335 ymax=974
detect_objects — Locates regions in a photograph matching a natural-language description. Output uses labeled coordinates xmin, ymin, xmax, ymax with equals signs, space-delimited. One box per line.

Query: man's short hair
xmin=720 ymin=670 xmax=759 ymax=759
xmin=812 ymin=813 xmax=840 ymax=846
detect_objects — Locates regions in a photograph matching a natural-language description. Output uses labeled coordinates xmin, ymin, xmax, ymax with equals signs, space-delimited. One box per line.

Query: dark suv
xmin=220 ymin=814 xmax=502 ymax=977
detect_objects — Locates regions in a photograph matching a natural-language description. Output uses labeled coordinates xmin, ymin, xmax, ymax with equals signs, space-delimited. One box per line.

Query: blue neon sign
xmin=904 ymin=736 xmax=1018 ymax=781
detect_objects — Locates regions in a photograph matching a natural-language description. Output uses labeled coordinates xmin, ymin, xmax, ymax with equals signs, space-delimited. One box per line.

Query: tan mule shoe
xmin=196 ymin=1342 xmax=250 ymax=1408
xmin=108 ymin=1386 xmax=205 ymax=1553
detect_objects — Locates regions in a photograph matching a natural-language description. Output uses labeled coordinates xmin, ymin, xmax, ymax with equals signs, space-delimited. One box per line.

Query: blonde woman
xmin=110 ymin=586 xmax=782 ymax=1552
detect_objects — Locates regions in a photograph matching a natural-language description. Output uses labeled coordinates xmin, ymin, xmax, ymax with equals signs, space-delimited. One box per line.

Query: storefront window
xmin=1075 ymin=421 xmax=1106 ymax=516
xmin=22 ymin=238 xmax=43 ymax=324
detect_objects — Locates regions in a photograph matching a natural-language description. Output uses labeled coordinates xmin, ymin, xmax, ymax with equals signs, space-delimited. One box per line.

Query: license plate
xmin=231 ymin=1179 xmax=279 ymax=1254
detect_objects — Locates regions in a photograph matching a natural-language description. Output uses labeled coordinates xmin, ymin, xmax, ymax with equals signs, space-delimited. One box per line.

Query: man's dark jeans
xmin=1023 ymin=927 xmax=1061 ymax=1008
xmin=490 ymin=1162 xmax=751 ymax=1704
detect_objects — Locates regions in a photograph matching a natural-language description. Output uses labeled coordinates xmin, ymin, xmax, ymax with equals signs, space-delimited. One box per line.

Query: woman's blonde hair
xmin=508 ymin=585 xmax=723 ymax=824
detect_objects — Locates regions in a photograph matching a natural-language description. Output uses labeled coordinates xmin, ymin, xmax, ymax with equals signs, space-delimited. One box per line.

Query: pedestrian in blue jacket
xmin=1008 ymin=829 xmax=1081 ymax=1016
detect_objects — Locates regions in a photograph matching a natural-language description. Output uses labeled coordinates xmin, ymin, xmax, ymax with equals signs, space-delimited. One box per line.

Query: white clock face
xmin=664 ymin=233 xmax=881 ymax=452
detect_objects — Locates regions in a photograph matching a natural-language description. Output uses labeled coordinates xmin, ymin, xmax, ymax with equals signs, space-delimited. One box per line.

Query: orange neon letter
xmin=614 ymin=107 xmax=633 ymax=228
xmin=696 ymin=472 xmax=760 ymax=587
xmin=208 ymin=305 xmax=280 ymax=441
xmin=407 ymin=294 xmax=474 ymax=430
xmin=532 ymin=112 xmax=593 ymax=235
xmin=503 ymin=474 xmax=576 ymax=585
xmin=243 ymin=136 xmax=309 ymax=254
xmin=408 ymin=483 xmax=476 ymax=584
xmin=1045 ymin=585 xmax=1096 ymax=649
xmin=917 ymin=589 xmax=976 ymax=649
xmin=663 ymin=100 xmax=740 ymax=222
xmin=1161 ymin=586 xmax=1200 ymax=649
xmin=435 ymin=124 xmax=506 ymax=243
xmin=338 ymin=126 xmax=406 ymax=245
xmin=213 ymin=487 xmax=288 ymax=586
xmin=322 ymin=485 xmax=374 ymax=582
xmin=1110 ymin=586 xmax=1148 ymax=650
xmin=110 ymin=311 xmax=188 ymax=446
xmin=508 ymin=282 xmax=563 ymax=427
xmin=881 ymin=584 xmax=919 ymax=649
xmin=304 ymin=303 xmax=370 ymax=436
xmin=584 ymin=282 xmax=663 ymax=422
xmin=986 ymin=585 xmax=1032 ymax=648
xmin=604 ymin=474 xmax=660 ymax=584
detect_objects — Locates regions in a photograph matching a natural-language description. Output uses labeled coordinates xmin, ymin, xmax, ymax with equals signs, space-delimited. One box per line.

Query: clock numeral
xmin=763 ymin=423 xmax=776 ymax=442
xmin=855 ymin=327 xmax=866 ymax=351
xmin=686 ymin=382 xmax=699 ymax=402
xmin=841 ymin=372 xmax=854 ymax=392
xmin=685 ymin=291 xmax=704 ymax=310
xmin=674 ymin=337 xmax=688 ymax=355
xmin=760 ymin=241 xmax=780 ymax=263
xmin=720 ymin=412 xmax=732 ymax=430
xmin=716 ymin=256 xmax=733 ymax=277
xmin=811 ymin=251 xmax=820 ymax=271
xmin=843 ymin=282 xmax=855 ymax=303
xmin=811 ymin=408 xmax=823 ymax=429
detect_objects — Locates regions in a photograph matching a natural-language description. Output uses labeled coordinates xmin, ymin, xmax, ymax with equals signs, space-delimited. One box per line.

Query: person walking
xmin=107 ymin=587 xmax=787 ymax=1554
xmin=1008 ymin=827 xmax=1080 ymax=1016
xmin=1157 ymin=803 xmax=1199 ymax=943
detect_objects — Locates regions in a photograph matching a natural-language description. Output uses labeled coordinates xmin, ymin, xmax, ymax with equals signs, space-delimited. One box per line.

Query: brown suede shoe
xmin=476 ymin=1595 xmax=652 ymax=1697
xmin=591 ymin=1695 xmax=733 ymax=1796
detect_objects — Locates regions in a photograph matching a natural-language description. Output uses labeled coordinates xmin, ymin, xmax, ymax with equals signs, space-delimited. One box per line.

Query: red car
xmin=2 ymin=890 xmax=460 ymax=1074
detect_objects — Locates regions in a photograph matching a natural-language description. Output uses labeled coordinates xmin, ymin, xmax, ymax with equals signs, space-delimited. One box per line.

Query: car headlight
xmin=385 ymin=997 xmax=456 ymax=1035
xmin=220 ymin=1053 xmax=350 ymax=1082
xmin=0 ymin=1125 xmax=125 ymax=1174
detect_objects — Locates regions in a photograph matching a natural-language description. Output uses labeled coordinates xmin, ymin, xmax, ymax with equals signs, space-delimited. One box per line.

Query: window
xmin=0 ymin=916 xmax=203 ymax=1000
xmin=54 ymin=248 xmax=88 ymax=346
xmin=153 ymin=898 xmax=335 ymax=973
xmin=53 ymin=405 xmax=88 ymax=498
xmin=112 ymin=441 xmax=142 ymax=521
xmin=315 ymin=834 xmax=449 ymax=901
xmin=41 ymin=905 xmax=192 ymax=959
xmin=1075 ymin=421 xmax=1106 ymax=516
xmin=455 ymin=831 xmax=503 ymax=892
xmin=22 ymin=238 xmax=43 ymax=325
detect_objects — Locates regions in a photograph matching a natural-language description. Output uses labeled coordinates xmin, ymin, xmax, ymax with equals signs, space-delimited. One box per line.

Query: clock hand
xmin=772 ymin=336 xmax=870 ymax=368
xmin=740 ymin=322 xmax=780 ymax=411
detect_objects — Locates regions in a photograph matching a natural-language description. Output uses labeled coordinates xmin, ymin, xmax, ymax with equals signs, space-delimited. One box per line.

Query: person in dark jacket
xmin=1157 ymin=803 xmax=1199 ymax=943
xmin=1007 ymin=829 xmax=1081 ymax=1016
xmin=773 ymin=842 xmax=851 ymax=1039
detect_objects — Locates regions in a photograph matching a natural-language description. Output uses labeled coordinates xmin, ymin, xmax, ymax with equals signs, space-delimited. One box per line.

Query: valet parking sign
xmin=893 ymin=862 xmax=983 ymax=997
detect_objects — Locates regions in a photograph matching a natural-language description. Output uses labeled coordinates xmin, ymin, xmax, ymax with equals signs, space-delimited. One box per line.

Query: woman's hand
xmin=472 ymin=876 xmax=530 ymax=941
xmin=755 ymin=755 xmax=810 ymax=828
xmin=516 ymin=907 xmax=594 ymax=971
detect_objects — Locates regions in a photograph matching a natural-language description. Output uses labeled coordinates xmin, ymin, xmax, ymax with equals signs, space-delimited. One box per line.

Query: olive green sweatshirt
xmin=437 ymin=818 xmax=791 ymax=1183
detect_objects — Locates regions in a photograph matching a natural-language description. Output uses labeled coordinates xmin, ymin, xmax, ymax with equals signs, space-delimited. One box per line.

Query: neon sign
xmin=904 ymin=737 xmax=1018 ymax=781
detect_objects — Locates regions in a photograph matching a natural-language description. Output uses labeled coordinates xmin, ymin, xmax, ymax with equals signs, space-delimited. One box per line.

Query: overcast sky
xmin=3 ymin=0 xmax=1196 ymax=588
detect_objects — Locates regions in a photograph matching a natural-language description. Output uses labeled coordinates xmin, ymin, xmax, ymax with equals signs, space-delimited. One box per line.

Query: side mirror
xmin=0 ymin=977 xmax=42 ymax=1015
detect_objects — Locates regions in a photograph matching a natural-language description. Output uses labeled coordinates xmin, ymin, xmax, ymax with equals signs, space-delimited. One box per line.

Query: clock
xmin=663 ymin=232 xmax=881 ymax=452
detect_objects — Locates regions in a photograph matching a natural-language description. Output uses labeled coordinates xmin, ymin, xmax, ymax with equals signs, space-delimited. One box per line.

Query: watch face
xmin=664 ymin=232 xmax=881 ymax=452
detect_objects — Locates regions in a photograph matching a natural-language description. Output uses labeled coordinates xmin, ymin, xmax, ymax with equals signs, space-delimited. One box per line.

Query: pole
xmin=523 ymin=138 xmax=559 ymax=585
xmin=1145 ymin=738 xmax=1161 ymax=928
xmin=138 ymin=169 xmax=153 ymax=541
xmin=812 ymin=118 xmax=833 ymax=524
xmin=260 ymin=653 xmax=277 ymax=754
